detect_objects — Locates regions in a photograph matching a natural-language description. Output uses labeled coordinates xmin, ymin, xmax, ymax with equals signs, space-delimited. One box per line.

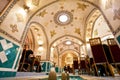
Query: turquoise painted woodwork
xmin=117 ymin=35 xmax=120 ymax=44
xmin=14 ymin=50 xmax=21 ymax=69
xmin=41 ymin=61 xmax=53 ymax=72
xmin=41 ymin=62 xmax=46 ymax=72
xmin=0 ymin=71 xmax=16 ymax=78
xmin=55 ymin=67 xmax=59 ymax=72
xmin=0 ymin=36 xmax=20 ymax=78
xmin=47 ymin=62 xmax=53 ymax=72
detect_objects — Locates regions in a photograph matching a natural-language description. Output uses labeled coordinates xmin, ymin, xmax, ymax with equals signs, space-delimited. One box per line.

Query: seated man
xmin=24 ymin=49 xmax=35 ymax=71
xmin=25 ymin=50 xmax=34 ymax=63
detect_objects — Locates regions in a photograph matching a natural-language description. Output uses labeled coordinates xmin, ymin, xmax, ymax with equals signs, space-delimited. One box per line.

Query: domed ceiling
xmin=28 ymin=0 xmax=96 ymax=45
xmin=0 ymin=0 xmax=115 ymax=60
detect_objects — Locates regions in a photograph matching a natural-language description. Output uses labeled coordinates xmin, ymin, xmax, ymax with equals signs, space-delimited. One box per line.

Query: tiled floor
xmin=80 ymin=75 xmax=120 ymax=80
xmin=0 ymin=72 xmax=120 ymax=80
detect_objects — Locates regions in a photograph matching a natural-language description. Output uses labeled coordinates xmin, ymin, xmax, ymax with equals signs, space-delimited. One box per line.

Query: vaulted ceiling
xmin=25 ymin=0 xmax=113 ymax=59
xmin=28 ymin=0 xmax=99 ymax=46
xmin=0 ymin=0 xmax=114 ymax=60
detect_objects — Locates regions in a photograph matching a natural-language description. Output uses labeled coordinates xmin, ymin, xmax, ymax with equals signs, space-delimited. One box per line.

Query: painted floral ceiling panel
xmin=30 ymin=0 xmax=95 ymax=44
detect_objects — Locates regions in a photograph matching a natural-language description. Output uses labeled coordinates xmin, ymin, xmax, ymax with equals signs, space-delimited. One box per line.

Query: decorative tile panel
xmin=0 ymin=37 xmax=19 ymax=68
xmin=0 ymin=35 xmax=21 ymax=78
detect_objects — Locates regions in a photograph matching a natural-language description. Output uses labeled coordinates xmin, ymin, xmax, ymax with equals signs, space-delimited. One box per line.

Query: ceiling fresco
xmin=29 ymin=0 xmax=95 ymax=45
xmin=0 ymin=0 xmax=119 ymax=60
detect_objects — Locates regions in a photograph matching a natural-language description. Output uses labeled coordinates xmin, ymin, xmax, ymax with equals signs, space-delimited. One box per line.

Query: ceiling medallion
xmin=54 ymin=10 xmax=73 ymax=26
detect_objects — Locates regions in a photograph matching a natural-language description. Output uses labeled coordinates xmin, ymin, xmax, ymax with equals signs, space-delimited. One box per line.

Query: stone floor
xmin=80 ymin=75 xmax=120 ymax=80
xmin=0 ymin=72 xmax=120 ymax=80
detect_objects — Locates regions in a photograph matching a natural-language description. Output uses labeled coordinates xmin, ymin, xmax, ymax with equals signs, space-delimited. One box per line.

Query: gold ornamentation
xmin=113 ymin=8 xmax=120 ymax=20
xmin=103 ymin=0 xmax=112 ymax=10
xmin=44 ymin=22 xmax=49 ymax=27
xmin=71 ymin=9 xmax=74 ymax=12
xmin=63 ymin=27 xmax=66 ymax=29
xmin=74 ymin=47 xmax=78 ymax=50
xmin=87 ymin=33 xmax=91 ymax=37
xmin=10 ymin=24 xmax=18 ymax=33
xmin=87 ymin=28 xmax=91 ymax=32
xmin=16 ymin=13 xmax=24 ymax=22
xmin=50 ymin=30 xmax=56 ymax=38
xmin=55 ymin=26 xmax=58 ymax=28
xmin=23 ymin=5 xmax=30 ymax=12
xmin=94 ymin=29 xmax=98 ymax=36
xmin=75 ymin=17 xmax=77 ymax=20
xmin=77 ymin=3 xmax=89 ymax=11
xmin=59 ymin=1 xmax=64 ymax=5
xmin=51 ymin=12 xmax=54 ymax=15
xmin=50 ymin=20 xmax=52 ymax=22
xmin=60 ymin=47 xmax=63 ymax=51
xmin=32 ymin=0 xmax=39 ymax=6
xmin=75 ymin=28 xmax=81 ymax=36
xmin=71 ymin=24 xmax=73 ymax=26
xmin=37 ymin=10 xmax=47 ymax=17
xmin=60 ymin=6 xmax=64 ymax=9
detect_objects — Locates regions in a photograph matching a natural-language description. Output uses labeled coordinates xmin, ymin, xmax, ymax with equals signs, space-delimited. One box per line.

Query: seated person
xmin=24 ymin=49 xmax=35 ymax=71
xmin=34 ymin=56 xmax=41 ymax=72
xmin=64 ymin=65 xmax=68 ymax=72
xmin=25 ymin=49 xmax=34 ymax=63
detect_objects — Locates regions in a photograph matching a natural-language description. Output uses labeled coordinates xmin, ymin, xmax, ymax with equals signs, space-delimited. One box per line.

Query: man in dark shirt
xmin=25 ymin=49 xmax=34 ymax=64
xmin=20 ymin=49 xmax=34 ymax=72
xmin=25 ymin=49 xmax=35 ymax=71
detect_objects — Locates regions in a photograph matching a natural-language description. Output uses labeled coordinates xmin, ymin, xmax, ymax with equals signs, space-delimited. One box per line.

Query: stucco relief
xmin=37 ymin=10 xmax=48 ymax=17
xmin=50 ymin=30 xmax=56 ymax=38
xmin=0 ymin=0 xmax=17 ymax=23
xmin=10 ymin=24 xmax=18 ymax=33
xmin=113 ymin=8 xmax=120 ymax=20
xmin=0 ymin=0 xmax=13 ymax=17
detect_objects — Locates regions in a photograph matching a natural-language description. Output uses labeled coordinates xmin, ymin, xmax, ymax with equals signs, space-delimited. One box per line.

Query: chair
xmin=33 ymin=55 xmax=41 ymax=72
xmin=80 ymin=60 xmax=86 ymax=74
xmin=89 ymin=37 xmax=114 ymax=76
xmin=107 ymin=38 xmax=120 ymax=74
